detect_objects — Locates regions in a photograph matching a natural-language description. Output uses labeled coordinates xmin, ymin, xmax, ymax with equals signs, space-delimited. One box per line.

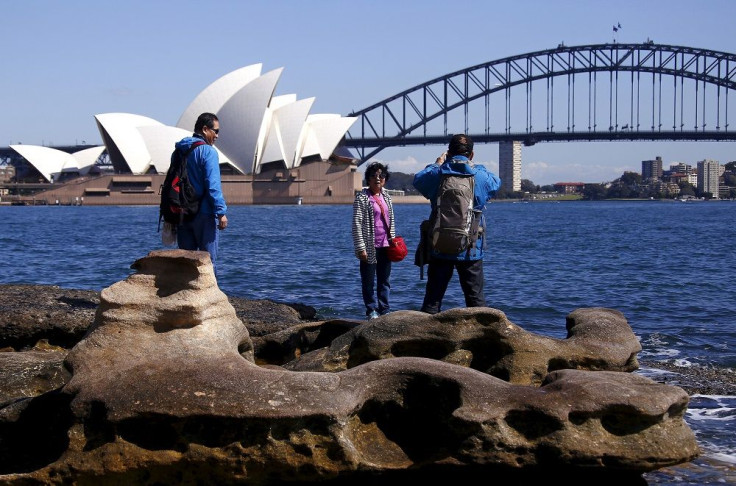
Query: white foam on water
xmin=685 ymin=395 xmax=736 ymax=465
xmin=643 ymin=334 xmax=670 ymax=347
xmin=640 ymin=349 xmax=681 ymax=360
xmin=636 ymin=366 xmax=675 ymax=378
xmin=673 ymin=357 xmax=694 ymax=366
xmin=708 ymin=452 xmax=736 ymax=466
xmin=687 ymin=395 xmax=736 ymax=421
xmin=687 ymin=407 xmax=736 ymax=422
xmin=690 ymin=394 xmax=736 ymax=402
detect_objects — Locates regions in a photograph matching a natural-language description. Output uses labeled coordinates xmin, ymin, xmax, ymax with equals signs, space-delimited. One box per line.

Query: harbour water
xmin=0 ymin=201 xmax=734 ymax=484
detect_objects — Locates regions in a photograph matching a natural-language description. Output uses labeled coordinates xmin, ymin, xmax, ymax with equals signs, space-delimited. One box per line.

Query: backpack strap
xmin=182 ymin=140 xmax=206 ymax=157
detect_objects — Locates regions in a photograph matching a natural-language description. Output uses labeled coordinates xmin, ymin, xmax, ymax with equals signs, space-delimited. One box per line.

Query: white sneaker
xmin=368 ymin=310 xmax=380 ymax=320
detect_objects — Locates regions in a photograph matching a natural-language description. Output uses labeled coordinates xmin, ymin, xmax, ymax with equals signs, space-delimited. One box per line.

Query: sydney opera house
xmin=2 ymin=64 xmax=364 ymax=205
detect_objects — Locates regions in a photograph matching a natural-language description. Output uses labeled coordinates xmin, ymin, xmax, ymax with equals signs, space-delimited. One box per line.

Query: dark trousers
xmin=420 ymin=258 xmax=485 ymax=314
xmin=178 ymin=211 xmax=219 ymax=276
xmin=360 ymin=247 xmax=392 ymax=315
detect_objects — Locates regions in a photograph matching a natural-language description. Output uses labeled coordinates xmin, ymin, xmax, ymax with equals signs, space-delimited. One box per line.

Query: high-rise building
xmin=670 ymin=162 xmax=692 ymax=174
xmin=697 ymin=159 xmax=720 ymax=197
xmin=642 ymin=156 xmax=663 ymax=180
xmin=499 ymin=141 xmax=522 ymax=192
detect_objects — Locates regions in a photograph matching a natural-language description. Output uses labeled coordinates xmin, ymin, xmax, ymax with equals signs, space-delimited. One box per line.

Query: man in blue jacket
xmin=176 ymin=112 xmax=228 ymax=275
xmin=413 ymin=134 xmax=501 ymax=314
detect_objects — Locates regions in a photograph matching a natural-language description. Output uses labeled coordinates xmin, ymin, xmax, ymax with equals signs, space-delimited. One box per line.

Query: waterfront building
xmin=5 ymin=158 xmax=363 ymax=206
xmin=697 ymin=159 xmax=720 ymax=197
xmin=642 ymin=156 xmax=663 ymax=181
xmin=651 ymin=180 xmax=681 ymax=196
xmin=499 ymin=141 xmax=522 ymax=192
xmin=719 ymin=184 xmax=731 ymax=198
xmin=553 ymin=182 xmax=585 ymax=193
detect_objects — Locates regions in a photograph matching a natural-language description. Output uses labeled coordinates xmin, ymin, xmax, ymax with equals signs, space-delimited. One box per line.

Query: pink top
xmin=369 ymin=191 xmax=390 ymax=248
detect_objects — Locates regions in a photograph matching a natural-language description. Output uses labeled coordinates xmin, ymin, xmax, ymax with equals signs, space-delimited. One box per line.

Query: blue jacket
xmin=175 ymin=135 xmax=227 ymax=217
xmin=413 ymin=155 xmax=501 ymax=260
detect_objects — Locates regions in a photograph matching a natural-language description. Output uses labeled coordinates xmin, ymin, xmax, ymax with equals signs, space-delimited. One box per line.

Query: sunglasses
xmin=208 ymin=126 xmax=220 ymax=135
xmin=371 ymin=173 xmax=386 ymax=179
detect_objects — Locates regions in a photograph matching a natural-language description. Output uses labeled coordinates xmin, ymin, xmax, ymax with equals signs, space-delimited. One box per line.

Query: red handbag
xmin=386 ymin=236 xmax=408 ymax=262
xmin=375 ymin=194 xmax=407 ymax=262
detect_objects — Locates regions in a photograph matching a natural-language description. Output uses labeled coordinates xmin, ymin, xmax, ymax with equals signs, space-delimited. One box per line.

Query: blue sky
xmin=3 ymin=0 xmax=736 ymax=184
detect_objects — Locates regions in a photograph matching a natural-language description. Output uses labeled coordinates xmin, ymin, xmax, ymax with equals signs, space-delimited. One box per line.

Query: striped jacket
xmin=352 ymin=189 xmax=396 ymax=264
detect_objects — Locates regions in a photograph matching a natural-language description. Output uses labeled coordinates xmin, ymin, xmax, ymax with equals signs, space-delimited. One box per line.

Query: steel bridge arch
xmin=345 ymin=43 xmax=736 ymax=161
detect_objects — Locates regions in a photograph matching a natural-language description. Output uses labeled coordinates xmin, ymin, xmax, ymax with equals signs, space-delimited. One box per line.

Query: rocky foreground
xmin=0 ymin=250 xmax=709 ymax=484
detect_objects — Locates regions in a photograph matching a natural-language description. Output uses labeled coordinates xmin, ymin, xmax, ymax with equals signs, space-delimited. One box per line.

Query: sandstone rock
xmin=0 ymin=284 xmax=316 ymax=352
xmin=0 ymin=250 xmax=698 ymax=484
xmin=229 ymin=297 xmax=318 ymax=337
xmin=0 ymin=271 xmax=317 ymax=407
xmin=0 ymin=349 xmax=68 ymax=406
xmin=284 ymin=307 xmax=641 ymax=385
xmin=0 ymin=284 xmax=98 ymax=350
xmin=251 ymin=319 xmax=360 ymax=365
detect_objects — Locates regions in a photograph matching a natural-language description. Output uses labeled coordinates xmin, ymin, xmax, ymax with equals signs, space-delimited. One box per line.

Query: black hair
xmin=448 ymin=134 xmax=473 ymax=157
xmin=194 ymin=113 xmax=219 ymax=133
xmin=365 ymin=162 xmax=390 ymax=183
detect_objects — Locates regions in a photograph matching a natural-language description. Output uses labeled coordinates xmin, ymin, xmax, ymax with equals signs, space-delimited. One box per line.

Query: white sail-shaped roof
xmin=94 ymin=113 xmax=164 ymax=174
xmin=269 ymin=94 xmax=298 ymax=110
xmin=176 ymin=64 xmax=263 ymax=132
xmin=256 ymin=94 xmax=297 ymax=169
xmin=81 ymin=64 xmax=358 ymax=179
xmin=10 ymin=145 xmax=78 ymax=182
xmin=254 ymin=95 xmax=291 ymax=170
xmin=259 ymin=97 xmax=315 ymax=171
xmin=137 ymin=125 xmax=237 ymax=174
xmin=216 ymin=68 xmax=283 ymax=174
xmin=72 ymin=146 xmax=106 ymax=174
xmin=297 ymin=114 xmax=357 ymax=163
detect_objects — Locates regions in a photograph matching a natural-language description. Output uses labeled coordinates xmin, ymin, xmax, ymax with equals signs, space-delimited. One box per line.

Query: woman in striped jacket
xmin=352 ymin=162 xmax=396 ymax=319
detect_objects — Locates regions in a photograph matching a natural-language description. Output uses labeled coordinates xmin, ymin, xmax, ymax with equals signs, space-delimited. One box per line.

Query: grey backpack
xmin=431 ymin=174 xmax=478 ymax=254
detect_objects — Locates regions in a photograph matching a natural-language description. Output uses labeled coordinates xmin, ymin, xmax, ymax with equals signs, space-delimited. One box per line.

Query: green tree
xmin=494 ymin=185 xmax=513 ymax=199
xmin=540 ymin=184 xmax=556 ymax=193
xmin=678 ymin=183 xmax=696 ymax=197
xmin=582 ymin=183 xmax=607 ymax=200
xmin=384 ymin=171 xmax=419 ymax=195
xmin=724 ymin=161 xmax=736 ymax=172
xmin=521 ymin=179 xmax=537 ymax=193
xmin=620 ymin=171 xmax=642 ymax=185
xmin=607 ymin=184 xmax=631 ymax=199
xmin=723 ymin=173 xmax=736 ymax=186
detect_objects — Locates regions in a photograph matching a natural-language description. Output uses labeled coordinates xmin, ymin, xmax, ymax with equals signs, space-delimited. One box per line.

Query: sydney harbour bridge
xmin=343 ymin=42 xmax=736 ymax=166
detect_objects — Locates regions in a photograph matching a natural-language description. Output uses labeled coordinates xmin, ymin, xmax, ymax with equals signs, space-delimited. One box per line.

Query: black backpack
xmin=158 ymin=141 xmax=205 ymax=229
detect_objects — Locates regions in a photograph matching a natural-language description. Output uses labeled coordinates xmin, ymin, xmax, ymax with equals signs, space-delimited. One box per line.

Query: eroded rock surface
xmin=0 ymin=285 xmax=98 ymax=351
xmin=0 ymin=283 xmax=316 ymax=351
xmin=0 ymin=347 xmax=68 ymax=406
xmin=0 ymin=250 xmax=699 ymax=485
xmin=0 ymin=282 xmax=316 ymax=405
xmin=284 ymin=307 xmax=641 ymax=385
xmin=251 ymin=319 xmax=360 ymax=365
